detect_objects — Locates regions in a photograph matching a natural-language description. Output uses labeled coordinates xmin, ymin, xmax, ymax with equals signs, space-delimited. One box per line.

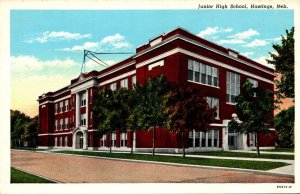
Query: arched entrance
xmin=75 ymin=131 xmax=84 ymax=149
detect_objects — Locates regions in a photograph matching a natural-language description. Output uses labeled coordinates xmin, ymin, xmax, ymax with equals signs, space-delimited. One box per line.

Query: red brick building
xmin=38 ymin=28 xmax=276 ymax=152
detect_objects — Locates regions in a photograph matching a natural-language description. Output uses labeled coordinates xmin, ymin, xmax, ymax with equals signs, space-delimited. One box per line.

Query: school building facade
xmin=38 ymin=27 xmax=276 ymax=152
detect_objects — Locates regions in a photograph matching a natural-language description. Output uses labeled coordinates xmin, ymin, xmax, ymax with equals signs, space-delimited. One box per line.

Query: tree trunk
xmin=109 ymin=131 xmax=112 ymax=154
xmin=131 ymin=130 xmax=134 ymax=155
xmin=182 ymin=130 xmax=186 ymax=158
xmin=152 ymin=126 xmax=156 ymax=156
xmin=256 ymin=132 xmax=260 ymax=157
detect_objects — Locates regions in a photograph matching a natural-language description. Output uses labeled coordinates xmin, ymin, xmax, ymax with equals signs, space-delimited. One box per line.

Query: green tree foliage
xmin=11 ymin=110 xmax=37 ymax=147
xmin=267 ymin=27 xmax=294 ymax=99
xmin=136 ymin=75 xmax=169 ymax=156
xmin=230 ymin=80 xmax=275 ymax=156
xmin=164 ymin=86 xmax=216 ymax=158
xmin=274 ymin=106 xmax=294 ymax=148
xmin=93 ymin=88 xmax=131 ymax=154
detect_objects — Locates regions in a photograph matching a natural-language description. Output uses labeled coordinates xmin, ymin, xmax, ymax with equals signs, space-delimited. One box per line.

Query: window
xmin=80 ymin=113 xmax=86 ymax=126
xmin=55 ymin=120 xmax=58 ymax=131
xmin=110 ymin=82 xmax=117 ymax=91
xmin=213 ymin=130 xmax=219 ymax=147
xmin=207 ymin=97 xmax=220 ymax=119
xmin=101 ymin=135 xmax=106 ymax=147
xmin=65 ymin=118 xmax=68 ymax=129
xmin=120 ymin=132 xmax=127 ymax=147
xmin=132 ymin=75 xmax=136 ymax=86
xmin=60 ymin=119 xmax=63 ymax=130
xmin=208 ymin=130 xmax=213 ymax=147
xmin=248 ymin=78 xmax=258 ymax=97
xmin=249 ymin=133 xmax=256 ymax=146
xmin=201 ymin=131 xmax=206 ymax=147
xmin=59 ymin=101 xmax=63 ymax=113
xmin=65 ymin=136 xmax=68 ymax=147
xmin=54 ymin=137 xmax=58 ymax=146
xmin=226 ymin=71 xmax=240 ymax=103
xmin=55 ymin=103 xmax=58 ymax=114
xmin=120 ymin=78 xmax=128 ymax=88
xmin=188 ymin=59 xmax=219 ymax=87
xmin=111 ymin=132 xmax=116 ymax=147
xmin=65 ymin=100 xmax=69 ymax=111
xmin=59 ymin=136 xmax=63 ymax=146
xmin=80 ymin=92 xmax=86 ymax=107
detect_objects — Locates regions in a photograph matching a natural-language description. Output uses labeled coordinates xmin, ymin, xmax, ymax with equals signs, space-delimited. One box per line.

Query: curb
xmin=11 ymin=166 xmax=61 ymax=183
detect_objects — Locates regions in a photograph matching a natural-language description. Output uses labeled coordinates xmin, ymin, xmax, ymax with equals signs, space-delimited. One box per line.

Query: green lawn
xmin=11 ymin=167 xmax=55 ymax=183
xmin=260 ymin=148 xmax=294 ymax=153
xmin=56 ymin=150 xmax=289 ymax=171
xmin=190 ymin=151 xmax=294 ymax=160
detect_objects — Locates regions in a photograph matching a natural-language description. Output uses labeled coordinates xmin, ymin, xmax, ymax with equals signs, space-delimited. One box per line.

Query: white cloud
xmin=255 ymin=55 xmax=274 ymax=69
xmin=229 ymin=29 xmax=259 ymax=40
xmin=243 ymin=39 xmax=268 ymax=47
xmin=217 ymin=39 xmax=245 ymax=44
xmin=28 ymin=31 xmax=91 ymax=43
xmin=62 ymin=33 xmax=131 ymax=52
xmin=240 ymin=52 xmax=254 ymax=57
xmin=224 ymin=28 xmax=233 ymax=32
xmin=198 ymin=27 xmax=234 ymax=38
xmin=100 ymin=34 xmax=124 ymax=44
xmin=198 ymin=27 xmax=220 ymax=37
xmin=11 ymin=55 xmax=77 ymax=72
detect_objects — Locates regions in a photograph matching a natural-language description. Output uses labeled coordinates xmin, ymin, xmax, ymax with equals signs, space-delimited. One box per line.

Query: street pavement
xmin=11 ymin=150 xmax=294 ymax=183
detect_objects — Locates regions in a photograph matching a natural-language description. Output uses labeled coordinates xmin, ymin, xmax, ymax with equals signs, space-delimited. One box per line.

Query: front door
xmin=228 ymin=133 xmax=238 ymax=150
xmin=79 ymin=136 xmax=83 ymax=149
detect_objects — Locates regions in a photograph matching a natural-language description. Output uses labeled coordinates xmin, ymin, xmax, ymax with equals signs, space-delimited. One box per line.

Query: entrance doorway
xmin=76 ymin=131 xmax=84 ymax=149
xmin=228 ymin=126 xmax=238 ymax=150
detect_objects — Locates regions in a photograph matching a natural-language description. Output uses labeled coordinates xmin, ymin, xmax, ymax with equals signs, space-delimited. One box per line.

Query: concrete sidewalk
xmin=44 ymin=149 xmax=294 ymax=176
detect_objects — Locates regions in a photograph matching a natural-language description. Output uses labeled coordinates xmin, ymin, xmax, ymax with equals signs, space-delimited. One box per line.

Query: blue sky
xmin=10 ymin=10 xmax=293 ymax=117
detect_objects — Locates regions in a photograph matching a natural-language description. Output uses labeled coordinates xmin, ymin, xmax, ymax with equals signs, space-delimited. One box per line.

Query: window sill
xmin=187 ymin=80 xmax=219 ymax=89
xmin=226 ymin=102 xmax=236 ymax=105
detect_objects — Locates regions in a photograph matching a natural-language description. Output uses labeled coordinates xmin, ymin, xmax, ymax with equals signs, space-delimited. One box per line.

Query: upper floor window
xmin=65 ymin=118 xmax=69 ymax=129
xmin=120 ymin=78 xmax=128 ymax=88
xmin=80 ymin=113 xmax=86 ymax=126
xmin=110 ymin=82 xmax=117 ymax=91
xmin=60 ymin=119 xmax=63 ymax=130
xmin=55 ymin=103 xmax=58 ymax=114
xmin=248 ymin=78 xmax=258 ymax=97
xmin=188 ymin=59 xmax=218 ymax=87
xmin=65 ymin=100 xmax=69 ymax=111
xmin=226 ymin=71 xmax=240 ymax=103
xmin=80 ymin=92 xmax=86 ymax=107
xmin=207 ymin=97 xmax=219 ymax=119
xmin=59 ymin=101 xmax=63 ymax=113
xmin=132 ymin=75 xmax=136 ymax=86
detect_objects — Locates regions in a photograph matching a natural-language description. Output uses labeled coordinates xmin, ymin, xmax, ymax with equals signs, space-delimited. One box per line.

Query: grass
xmin=190 ymin=151 xmax=294 ymax=160
xmin=11 ymin=167 xmax=55 ymax=183
xmin=56 ymin=150 xmax=289 ymax=171
xmin=260 ymin=148 xmax=294 ymax=153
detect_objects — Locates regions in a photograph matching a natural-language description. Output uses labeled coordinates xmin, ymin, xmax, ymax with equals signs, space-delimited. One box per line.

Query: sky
xmin=10 ymin=10 xmax=294 ymax=117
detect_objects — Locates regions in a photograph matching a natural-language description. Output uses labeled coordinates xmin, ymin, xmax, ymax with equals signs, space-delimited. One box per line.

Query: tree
xmin=11 ymin=110 xmax=37 ymax=148
xmin=126 ymin=84 xmax=144 ymax=154
xmin=230 ymin=80 xmax=275 ymax=157
xmin=132 ymin=75 xmax=169 ymax=156
xmin=267 ymin=27 xmax=294 ymax=99
xmin=94 ymin=87 xmax=132 ymax=154
xmin=274 ymin=106 xmax=294 ymax=148
xmin=164 ymin=86 xmax=216 ymax=158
